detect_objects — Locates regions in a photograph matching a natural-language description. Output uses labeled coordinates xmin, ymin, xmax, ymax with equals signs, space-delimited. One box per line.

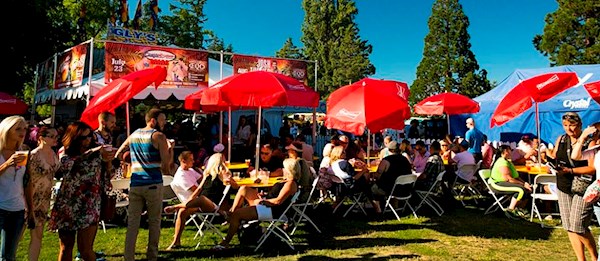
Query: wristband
xmin=570 ymin=168 xmax=574 ymax=174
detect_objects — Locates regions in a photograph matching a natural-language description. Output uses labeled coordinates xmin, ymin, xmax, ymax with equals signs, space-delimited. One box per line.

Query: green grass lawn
xmin=14 ymin=201 xmax=598 ymax=261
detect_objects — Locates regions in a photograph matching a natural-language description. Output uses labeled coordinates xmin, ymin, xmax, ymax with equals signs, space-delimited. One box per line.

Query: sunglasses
xmin=44 ymin=135 xmax=58 ymax=139
xmin=78 ymin=133 xmax=94 ymax=140
xmin=260 ymin=151 xmax=270 ymax=156
xmin=563 ymin=114 xmax=581 ymax=122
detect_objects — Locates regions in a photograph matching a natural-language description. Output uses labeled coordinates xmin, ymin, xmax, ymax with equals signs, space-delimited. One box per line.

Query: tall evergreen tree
xmin=301 ymin=0 xmax=374 ymax=96
xmin=205 ymin=32 xmax=235 ymax=65
xmin=160 ymin=0 xmax=211 ymax=49
xmin=276 ymin=38 xmax=304 ymax=60
xmin=533 ymin=1 xmax=600 ymax=65
xmin=410 ymin=0 xmax=490 ymax=104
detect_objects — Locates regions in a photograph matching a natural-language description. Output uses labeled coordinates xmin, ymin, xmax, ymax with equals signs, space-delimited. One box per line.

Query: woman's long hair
xmin=283 ymin=158 xmax=301 ymax=181
xmin=0 ymin=116 xmax=26 ymax=151
xmin=204 ymin=152 xmax=224 ymax=181
xmin=62 ymin=121 xmax=92 ymax=157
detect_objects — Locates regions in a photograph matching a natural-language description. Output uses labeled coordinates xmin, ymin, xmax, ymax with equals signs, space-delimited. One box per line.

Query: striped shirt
xmin=130 ymin=128 xmax=163 ymax=187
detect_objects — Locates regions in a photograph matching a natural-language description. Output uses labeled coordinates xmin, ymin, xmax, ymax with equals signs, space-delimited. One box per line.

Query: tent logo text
xmin=536 ymin=74 xmax=559 ymax=90
xmin=337 ymin=109 xmax=361 ymax=119
xmin=0 ymin=99 xmax=16 ymax=104
xmin=563 ymin=98 xmax=591 ymax=109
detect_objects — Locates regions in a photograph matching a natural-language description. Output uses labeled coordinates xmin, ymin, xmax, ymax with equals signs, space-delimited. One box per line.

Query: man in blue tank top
xmin=116 ymin=108 xmax=173 ymax=261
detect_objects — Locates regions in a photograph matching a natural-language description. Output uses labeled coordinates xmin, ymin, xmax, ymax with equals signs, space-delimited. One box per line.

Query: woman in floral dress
xmin=48 ymin=122 xmax=114 ymax=261
xmin=26 ymin=126 xmax=60 ymax=261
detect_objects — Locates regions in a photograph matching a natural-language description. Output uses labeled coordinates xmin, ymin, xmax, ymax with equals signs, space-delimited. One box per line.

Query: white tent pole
xmin=255 ymin=106 xmax=262 ymax=170
xmin=50 ymin=54 xmax=58 ymax=127
xmin=312 ymin=60 xmax=318 ymax=149
xmin=31 ymin=64 xmax=39 ymax=124
xmin=86 ymin=38 xmax=94 ymax=106
xmin=228 ymin=106 xmax=232 ymax=162
xmin=219 ymin=51 xmax=224 ymax=144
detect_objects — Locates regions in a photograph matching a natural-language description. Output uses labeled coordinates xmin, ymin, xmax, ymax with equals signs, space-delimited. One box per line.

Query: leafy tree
xmin=276 ymin=38 xmax=304 ymax=60
xmin=160 ymin=0 xmax=211 ymax=49
xmin=533 ymin=1 xmax=600 ymax=65
xmin=410 ymin=0 xmax=491 ymax=104
xmin=205 ymin=32 xmax=235 ymax=65
xmin=301 ymin=0 xmax=375 ymax=96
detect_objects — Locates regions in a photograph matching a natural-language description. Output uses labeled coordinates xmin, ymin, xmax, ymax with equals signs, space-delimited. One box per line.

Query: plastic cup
xmin=245 ymin=159 xmax=251 ymax=167
xmin=225 ymin=160 xmax=230 ymax=167
xmin=15 ymin=151 xmax=29 ymax=167
xmin=233 ymin=172 xmax=241 ymax=181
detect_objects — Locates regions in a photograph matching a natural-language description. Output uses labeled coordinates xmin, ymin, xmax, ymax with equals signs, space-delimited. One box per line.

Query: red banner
xmin=105 ymin=42 xmax=208 ymax=88
xmin=232 ymin=55 xmax=307 ymax=83
xmin=54 ymin=42 xmax=88 ymax=89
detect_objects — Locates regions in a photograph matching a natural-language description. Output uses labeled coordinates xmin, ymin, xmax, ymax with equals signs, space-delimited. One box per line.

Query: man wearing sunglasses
xmin=246 ymin=144 xmax=283 ymax=177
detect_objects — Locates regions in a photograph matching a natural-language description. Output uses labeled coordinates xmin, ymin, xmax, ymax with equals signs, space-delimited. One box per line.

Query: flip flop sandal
xmin=210 ymin=244 xmax=227 ymax=251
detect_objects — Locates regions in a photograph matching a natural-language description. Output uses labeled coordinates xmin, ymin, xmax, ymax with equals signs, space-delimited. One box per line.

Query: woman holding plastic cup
xmin=48 ymin=122 xmax=114 ymax=261
xmin=26 ymin=126 xmax=61 ymax=261
xmin=0 ymin=115 xmax=29 ymax=260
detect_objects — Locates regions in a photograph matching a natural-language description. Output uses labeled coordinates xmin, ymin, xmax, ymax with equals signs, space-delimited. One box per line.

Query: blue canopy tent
xmin=449 ymin=64 xmax=600 ymax=144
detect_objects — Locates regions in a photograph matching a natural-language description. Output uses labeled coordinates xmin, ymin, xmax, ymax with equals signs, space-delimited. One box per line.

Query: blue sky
xmin=160 ymin=0 xmax=558 ymax=85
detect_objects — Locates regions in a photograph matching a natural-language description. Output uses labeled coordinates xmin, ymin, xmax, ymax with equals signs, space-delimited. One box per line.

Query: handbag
xmin=583 ymin=179 xmax=600 ymax=204
xmin=571 ymin=175 xmax=594 ymax=196
xmin=100 ymin=192 xmax=117 ymax=221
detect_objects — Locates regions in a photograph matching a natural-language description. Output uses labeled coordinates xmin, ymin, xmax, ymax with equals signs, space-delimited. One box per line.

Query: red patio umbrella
xmin=80 ymin=67 xmax=167 ymax=130
xmin=491 ymin=72 xmax=580 ymax=160
xmin=414 ymin=92 xmax=480 ymax=133
xmin=491 ymin=72 xmax=580 ymax=128
xmin=183 ymin=89 xmax=204 ymax=111
xmin=199 ymin=71 xmax=320 ymax=167
xmin=585 ymin=80 xmax=600 ymax=105
xmin=0 ymin=92 xmax=28 ymax=115
xmin=325 ymin=78 xmax=411 ymax=135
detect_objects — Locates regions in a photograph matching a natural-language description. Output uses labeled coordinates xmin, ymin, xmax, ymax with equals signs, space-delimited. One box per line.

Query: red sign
xmin=105 ymin=42 xmax=209 ymax=88
xmin=54 ymin=42 xmax=88 ymax=89
xmin=232 ymin=55 xmax=307 ymax=83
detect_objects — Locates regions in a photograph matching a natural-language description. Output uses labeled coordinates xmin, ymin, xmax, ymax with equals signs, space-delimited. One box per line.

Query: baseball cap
xmin=285 ymin=142 xmax=303 ymax=152
xmin=213 ymin=143 xmax=225 ymax=153
xmin=339 ymin=135 xmax=349 ymax=143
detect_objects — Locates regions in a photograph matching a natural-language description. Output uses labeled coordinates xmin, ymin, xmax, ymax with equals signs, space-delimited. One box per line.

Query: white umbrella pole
xmin=535 ymin=102 xmax=541 ymax=164
xmin=126 ymin=101 xmax=131 ymax=135
xmin=219 ymin=112 xmax=223 ymax=144
xmin=228 ymin=106 xmax=232 ymax=162
xmin=446 ymin=113 xmax=450 ymax=136
xmin=367 ymin=129 xmax=370 ymax=165
xmin=255 ymin=106 xmax=262 ymax=170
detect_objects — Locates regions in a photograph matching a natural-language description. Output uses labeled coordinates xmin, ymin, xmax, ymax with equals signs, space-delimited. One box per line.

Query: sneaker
xmin=504 ymin=209 xmax=519 ymax=220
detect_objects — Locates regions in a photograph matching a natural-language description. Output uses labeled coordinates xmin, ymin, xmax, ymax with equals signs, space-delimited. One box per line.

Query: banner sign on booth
xmin=105 ymin=42 xmax=209 ymax=88
xmin=36 ymin=57 xmax=55 ymax=92
xmin=106 ymin=24 xmax=158 ymax=45
xmin=54 ymin=42 xmax=88 ymax=89
xmin=232 ymin=54 xmax=308 ymax=83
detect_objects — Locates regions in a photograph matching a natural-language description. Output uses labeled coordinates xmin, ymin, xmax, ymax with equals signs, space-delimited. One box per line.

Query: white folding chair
xmin=254 ymin=190 xmax=302 ymax=252
xmin=99 ymin=179 xmax=130 ymax=233
xmin=383 ymin=174 xmax=418 ymax=220
xmin=290 ymin=176 xmax=322 ymax=235
xmin=193 ymin=185 xmax=232 ymax=248
xmin=478 ymin=169 xmax=511 ymax=215
xmin=415 ymin=171 xmax=446 ymax=216
xmin=161 ymin=176 xmax=178 ymax=223
xmin=530 ymin=174 xmax=559 ymax=227
xmin=453 ymin=161 xmax=481 ymax=206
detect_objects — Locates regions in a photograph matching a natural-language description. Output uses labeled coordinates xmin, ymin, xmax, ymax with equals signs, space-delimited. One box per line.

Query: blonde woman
xmin=0 ymin=116 xmax=29 ymax=261
xmin=212 ymin=158 xmax=300 ymax=250
xmin=26 ymin=126 xmax=60 ymax=261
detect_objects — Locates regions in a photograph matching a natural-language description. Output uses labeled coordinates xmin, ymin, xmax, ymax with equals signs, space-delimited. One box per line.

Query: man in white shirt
xmin=295 ymin=135 xmax=314 ymax=167
xmin=413 ymin=140 xmax=430 ymax=173
xmin=166 ymin=151 xmax=202 ymax=250
xmin=450 ymin=140 xmax=476 ymax=182
xmin=512 ymin=135 xmax=538 ymax=165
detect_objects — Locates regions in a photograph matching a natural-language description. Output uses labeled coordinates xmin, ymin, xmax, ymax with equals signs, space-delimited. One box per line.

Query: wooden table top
xmin=233 ymin=177 xmax=285 ymax=188
xmin=514 ymin=165 xmax=549 ymax=175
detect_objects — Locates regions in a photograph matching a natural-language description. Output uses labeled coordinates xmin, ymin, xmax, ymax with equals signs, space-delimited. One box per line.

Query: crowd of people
xmin=1 ymin=109 xmax=600 ymax=261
